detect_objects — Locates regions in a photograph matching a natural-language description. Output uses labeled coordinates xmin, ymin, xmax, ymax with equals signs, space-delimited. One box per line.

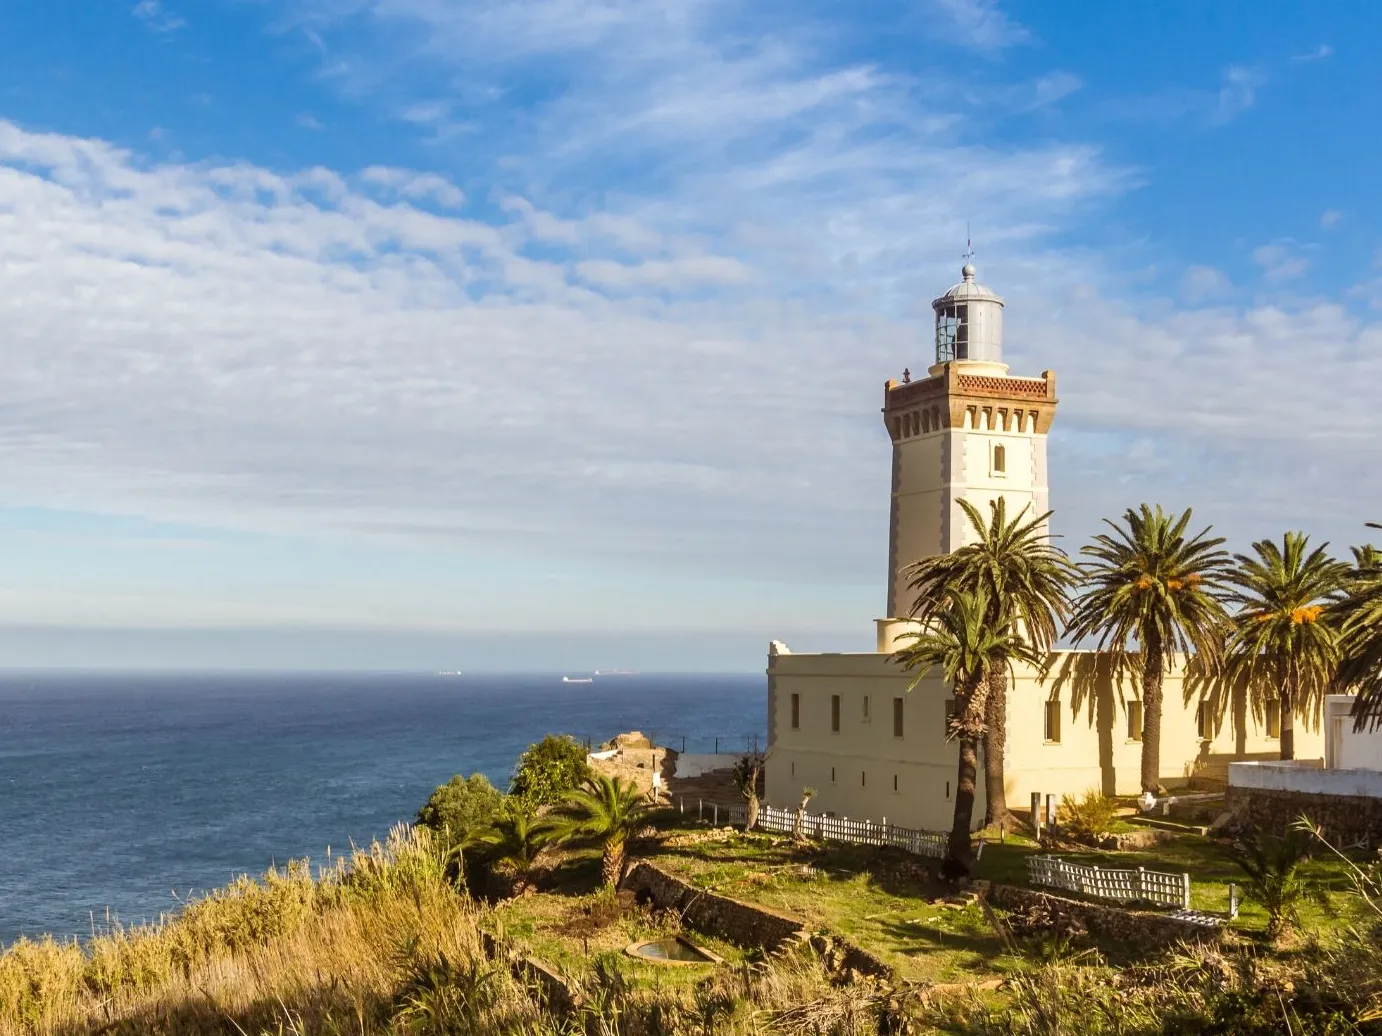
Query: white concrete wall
xmin=765 ymin=652 xmax=980 ymax=831
xmin=1229 ymin=760 xmax=1382 ymax=799
xmin=1324 ymin=695 xmax=1382 ymax=771
xmin=672 ymin=753 xmax=735 ymax=779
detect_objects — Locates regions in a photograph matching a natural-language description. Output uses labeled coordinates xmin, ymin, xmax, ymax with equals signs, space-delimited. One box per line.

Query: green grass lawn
xmin=484 ymin=819 xmax=1373 ymax=998
xmin=484 ymin=881 xmax=750 ymax=992
xmin=647 ymin=830 xmax=1020 ymax=985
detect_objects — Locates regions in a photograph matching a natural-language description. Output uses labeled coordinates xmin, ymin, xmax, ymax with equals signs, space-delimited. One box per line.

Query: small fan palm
xmin=1335 ymin=523 xmax=1382 ymax=731
xmin=1231 ymin=826 xmax=1329 ymax=940
xmin=1225 ymin=532 xmax=1347 ymax=759
xmin=551 ymin=775 xmax=650 ymax=889
xmin=893 ymin=586 xmax=1042 ymax=876
xmin=1067 ymin=505 xmax=1233 ymax=793
xmin=901 ymin=498 xmax=1076 ymax=828
xmin=474 ymin=804 xmax=554 ymax=876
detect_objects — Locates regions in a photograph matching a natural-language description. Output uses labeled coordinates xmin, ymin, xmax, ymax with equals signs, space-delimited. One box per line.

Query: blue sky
xmin=0 ymin=0 xmax=1378 ymax=669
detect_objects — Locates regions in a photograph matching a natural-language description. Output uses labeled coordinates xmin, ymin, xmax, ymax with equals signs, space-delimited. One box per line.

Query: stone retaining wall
xmin=985 ymin=884 xmax=1222 ymax=954
xmin=1226 ymin=785 xmax=1382 ymax=847
xmin=621 ymin=861 xmax=805 ymax=950
xmin=480 ymin=931 xmax=575 ymax=1011
xmin=623 ymin=862 xmax=897 ymax=979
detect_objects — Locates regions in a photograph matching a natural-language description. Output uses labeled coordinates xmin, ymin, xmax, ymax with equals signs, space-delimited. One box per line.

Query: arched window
xmin=993 ymin=443 xmax=1007 ymax=475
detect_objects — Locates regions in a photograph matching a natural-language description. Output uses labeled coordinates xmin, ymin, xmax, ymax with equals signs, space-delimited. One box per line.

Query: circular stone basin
xmin=624 ymin=937 xmax=724 ymax=966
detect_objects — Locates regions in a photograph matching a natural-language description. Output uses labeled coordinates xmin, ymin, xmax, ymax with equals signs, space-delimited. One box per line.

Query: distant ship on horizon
xmin=561 ymin=676 xmax=594 ymax=684
xmin=436 ymin=671 xmax=464 ymax=677
xmin=593 ymin=669 xmax=638 ymax=676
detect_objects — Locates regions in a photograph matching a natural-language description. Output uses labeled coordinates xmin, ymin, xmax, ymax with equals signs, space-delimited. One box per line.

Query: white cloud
xmin=1027 ymin=71 xmax=1083 ymax=109
xmin=1210 ymin=65 xmax=1265 ymax=125
xmin=1320 ymin=208 xmax=1343 ymax=229
xmin=3 ymin=2 xmax=1379 ymax=623
xmin=1251 ymin=242 xmax=1310 ymax=281
xmin=1105 ymin=64 xmax=1266 ymax=127
xmin=1 ymin=115 xmax=1380 ymax=606
xmin=297 ymin=112 xmax=325 ymax=131
xmin=574 ymin=255 xmax=754 ymax=289
xmin=400 ymin=100 xmax=450 ymax=124
xmin=927 ymin=0 xmax=1030 ymax=52
xmin=361 ymin=165 xmax=466 ymax=208
xmin=1180 ymin=264 xmax=1231 ymax=302
xmin=1292 ymin=44 xmax=1334 ymax=63
xmin=132 ymin=0 xmax=185 ymax=34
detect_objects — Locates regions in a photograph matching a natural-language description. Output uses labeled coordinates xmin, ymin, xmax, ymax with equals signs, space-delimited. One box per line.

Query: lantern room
xmin=931 ymin=263 xmax=1005 ymax=369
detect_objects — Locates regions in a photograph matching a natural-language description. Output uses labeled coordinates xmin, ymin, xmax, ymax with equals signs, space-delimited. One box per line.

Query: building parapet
xmin=1226 ymin=760 xmax=1382 ymax=799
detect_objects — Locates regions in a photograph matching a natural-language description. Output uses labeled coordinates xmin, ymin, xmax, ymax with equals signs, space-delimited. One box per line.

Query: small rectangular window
xmin=992 ymin=442 xmax=1007 ymax=476
xmin=830 ymin=766 xmax=836 ymax=784
xmin=790 ymin=761 xmax=795 ymax=777
xmin=790 ymin=693 xmax=800 ymax=730
xmin=831 ymin=695 xmax=841 ymax=733
xmin=1127 ymin=700 xmax=1143 ymax=742
xmin=861 ymin=771 xmax=866 ymax=787
xmin=1196 ymin=702 xmax=1210 ymax=741
xmin=862 ymin=695 xmax=870 ymax=721
xmin=893 ymin=697 xmax=904 ymax=738
xmin=1044 ymin=700 xmax=1061 ymax=743
xmin=893 ymin=774 xmax=899 ymax=793
xmin=1266 ymin=700 xmax=1281 ymax=739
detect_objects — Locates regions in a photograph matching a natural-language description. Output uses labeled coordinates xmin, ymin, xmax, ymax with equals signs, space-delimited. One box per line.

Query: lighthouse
xmin=880 ymin=264 xmax=1059 ymax=623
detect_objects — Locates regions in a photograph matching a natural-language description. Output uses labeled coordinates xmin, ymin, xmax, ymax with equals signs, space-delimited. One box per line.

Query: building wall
xmin=765 ymin=648 xmax=1324 ymax=831
xmin=887 ymin=398 xmax=1050 ymax=618
xmin=1324 ymin=694 xmax=1382 ymax=771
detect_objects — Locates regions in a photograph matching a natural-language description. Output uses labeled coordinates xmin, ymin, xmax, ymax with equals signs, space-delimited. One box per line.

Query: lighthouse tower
xmin=880 ymin=264 xmax=1058 ymax=622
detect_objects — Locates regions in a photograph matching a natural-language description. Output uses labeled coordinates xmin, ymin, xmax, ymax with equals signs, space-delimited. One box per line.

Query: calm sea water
xmin=0 ymin=671 xmax=764 ymax=945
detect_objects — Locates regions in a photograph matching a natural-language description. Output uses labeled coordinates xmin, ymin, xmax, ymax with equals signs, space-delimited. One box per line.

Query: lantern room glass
xmin=936 ymin=303 xmax=968 ymax=363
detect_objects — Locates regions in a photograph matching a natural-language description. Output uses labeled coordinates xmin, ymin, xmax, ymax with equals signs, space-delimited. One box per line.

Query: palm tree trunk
xmin=945 ymin=672 xmax=986 ymax=879
xmin=1279 ymin=687 xmax=1295 ymax=761
xmin=1140 ymin=638 xmax=1165 ymax=794
xmin=982 ymin=668 xmax=1009 ymax=828
xmin=602 ymin=840 xmax=626 ymax=889
xmin=946 ymin=736 xmax=980 ymax=878
xmin=746 ymin=793 xmax=760 ymax=832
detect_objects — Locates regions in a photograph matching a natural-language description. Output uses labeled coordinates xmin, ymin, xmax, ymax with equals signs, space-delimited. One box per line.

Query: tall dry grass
xmin=0 ymin=825 xmax=499 ymax=1036
xmin=0 ymin=824 xmax=887 ymax=1036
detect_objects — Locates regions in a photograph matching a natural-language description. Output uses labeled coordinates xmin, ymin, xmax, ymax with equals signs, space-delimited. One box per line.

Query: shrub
xmin=416 ymin=773 xmax=505 ymax=850
xmin=1059 ymin=788 xmax=1119 ymax=843
xmin=509 ymin=735 xmax=591 ymax=808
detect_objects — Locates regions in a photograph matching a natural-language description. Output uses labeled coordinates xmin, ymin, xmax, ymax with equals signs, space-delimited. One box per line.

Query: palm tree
xmin=1335 ymin=523 xmax=1382 ymax=732
xmin=1350 ymin=541 xmax=1382 ymax=573
xmin=1067 ymin=505 xmax=1233 ymax=794
xmin=901 ymin=498 xmax=1076 ymax=829
xmin=893 ymin=586 xmax=1042 ymax=877
xmin=551 ymin=775 xmax=650 ymax=889
xmin=1231 ymin=826 xmax=1329 ymax=940
xmin=475 ymin=804 xmax=555 ymax=877
xmin=1225 ymin=533 xmax=1347 ymax=760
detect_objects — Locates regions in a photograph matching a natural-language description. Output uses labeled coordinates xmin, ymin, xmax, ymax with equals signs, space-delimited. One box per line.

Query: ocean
xmin=0 ymin=670 xmax=765 ymax=946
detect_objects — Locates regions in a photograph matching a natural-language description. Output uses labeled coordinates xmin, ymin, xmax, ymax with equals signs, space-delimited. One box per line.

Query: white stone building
xmin=764 ymin=264 xmax=1320 ymax=831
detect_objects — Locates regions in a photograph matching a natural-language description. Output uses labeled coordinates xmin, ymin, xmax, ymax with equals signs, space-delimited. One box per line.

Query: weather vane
xmin=963 ymin=221 xmax=975 ymax=266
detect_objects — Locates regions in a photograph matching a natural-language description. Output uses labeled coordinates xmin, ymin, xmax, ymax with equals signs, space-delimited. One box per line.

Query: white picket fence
xmin=694 ymin=801 xmax=1197 ymax=913
xmin=1027 ymin=855 xmax=1190 ymax=910
xmin=714 ymin=802 xmax=950 ymax=859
